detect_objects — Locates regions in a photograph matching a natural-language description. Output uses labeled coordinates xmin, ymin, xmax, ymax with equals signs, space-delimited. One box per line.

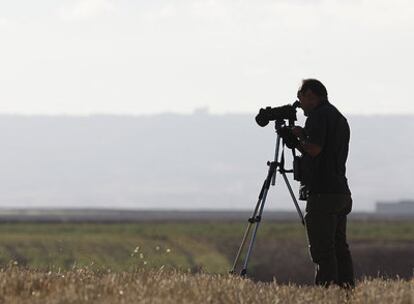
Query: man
xmin=282 ymin=79 xmax=355 ymax=288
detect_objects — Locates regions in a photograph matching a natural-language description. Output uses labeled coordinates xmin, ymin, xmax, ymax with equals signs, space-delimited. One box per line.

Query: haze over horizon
xmin=0 ymin=112 xmax=412 ymax=212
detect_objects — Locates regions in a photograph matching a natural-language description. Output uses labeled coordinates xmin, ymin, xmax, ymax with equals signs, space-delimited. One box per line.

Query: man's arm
xmin=296 ymin=141 xmax=322 ymax=158
xmin=291 ymin=126 xmax=322 ymax=157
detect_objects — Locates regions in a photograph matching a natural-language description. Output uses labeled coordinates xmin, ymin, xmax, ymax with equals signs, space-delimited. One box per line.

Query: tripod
xmin=230 ymin=120 xmax=305 ymax=276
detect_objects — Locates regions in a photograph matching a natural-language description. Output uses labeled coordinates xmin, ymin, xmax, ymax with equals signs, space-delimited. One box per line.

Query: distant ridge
xmin=0 ymin=114 xmax=413 ymax=211
xmin=376 ymin=200 xmax=414 ymax=214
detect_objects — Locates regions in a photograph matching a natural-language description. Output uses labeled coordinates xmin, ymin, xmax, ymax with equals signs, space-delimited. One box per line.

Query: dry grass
xmin=0 ymin=266 xmax=412 ymax=304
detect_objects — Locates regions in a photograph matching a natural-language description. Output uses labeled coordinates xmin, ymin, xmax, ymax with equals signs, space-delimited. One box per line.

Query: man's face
xmin=297 ymin=89 xmax=319 ymax=116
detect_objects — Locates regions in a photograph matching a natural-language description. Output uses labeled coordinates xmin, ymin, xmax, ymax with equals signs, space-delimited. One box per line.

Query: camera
xmin=255 ymin=101 xmax=301 ymax=127
xmin=293 ymin=155 xmax=302 ymax=182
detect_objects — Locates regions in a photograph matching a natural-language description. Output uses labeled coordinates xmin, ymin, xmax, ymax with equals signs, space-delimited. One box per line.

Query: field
xmin=0 ymin=220 xmax=413 ymax=281
xmin=0 ymin=220 xmax=413 ymax=303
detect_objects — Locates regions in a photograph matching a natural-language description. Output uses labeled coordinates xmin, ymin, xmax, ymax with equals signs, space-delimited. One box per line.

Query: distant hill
xmin=0 ymin=113 xmax=412 ymax=211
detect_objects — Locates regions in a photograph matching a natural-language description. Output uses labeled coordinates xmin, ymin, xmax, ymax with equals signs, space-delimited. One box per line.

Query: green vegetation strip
xmin=0 ymin=221 xmax=412 ymax=239
xmin=0 ymin=221 xmax=412 ymax=272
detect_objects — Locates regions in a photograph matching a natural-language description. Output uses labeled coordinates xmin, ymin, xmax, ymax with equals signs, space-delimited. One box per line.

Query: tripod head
xmin=271 ymin=117 xmax=299 ymax=187
xmin=273 ymin=118 xmax=296 ymax=132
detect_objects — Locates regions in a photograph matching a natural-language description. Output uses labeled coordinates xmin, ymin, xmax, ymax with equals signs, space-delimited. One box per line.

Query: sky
xmin=0 ymin=0 xmax=413 ymax=116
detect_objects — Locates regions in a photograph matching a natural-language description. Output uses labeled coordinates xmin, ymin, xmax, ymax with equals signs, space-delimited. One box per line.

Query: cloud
xmin=58 ymin=0 xmax=115 ymax=20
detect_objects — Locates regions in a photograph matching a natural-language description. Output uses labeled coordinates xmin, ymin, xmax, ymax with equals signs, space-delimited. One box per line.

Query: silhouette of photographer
xmin=280 ymin=79 xmax=355 ymax=288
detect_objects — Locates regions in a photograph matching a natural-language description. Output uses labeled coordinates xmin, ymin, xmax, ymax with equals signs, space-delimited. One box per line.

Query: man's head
xmin=297 ymin=79 xmax=328 ymax=115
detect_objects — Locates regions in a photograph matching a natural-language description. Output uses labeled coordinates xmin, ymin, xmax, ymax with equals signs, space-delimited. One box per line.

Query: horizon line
xmin=0 ymin=111 xmax=412 ymax=118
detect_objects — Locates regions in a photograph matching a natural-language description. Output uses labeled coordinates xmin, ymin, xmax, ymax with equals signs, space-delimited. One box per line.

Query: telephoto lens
xmin=255 ymin=101 xmax=301 ymax=127
xmin=255 ymin=107 xmax=272 ymax=127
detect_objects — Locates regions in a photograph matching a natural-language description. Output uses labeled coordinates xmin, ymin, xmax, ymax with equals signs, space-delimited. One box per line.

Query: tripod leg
xmin=230 ymin=180 xmax=266 ymax=274
xmin=280 ymin=171 xmax=305 ymax=226
xmin=271 ymin=134 xmax=282 ymax=185
xmin=232 ymin=129 xmax=282 ymax=276
xmin=230 ymin=218 xmax=253 ymax=274
xmin=240 ymin=180 xmax=272 ymax=276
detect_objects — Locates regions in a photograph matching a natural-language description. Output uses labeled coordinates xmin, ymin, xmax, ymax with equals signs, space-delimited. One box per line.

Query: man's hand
xmin=291 ymin=126 xmax=306 ymax=139
xmin=277 ymin=127 xmax=299 ymax=149
xmin=289 ymin=126 xmax=322 ymax=157
xmin=278 ymin=126 xmax=323 ymax=156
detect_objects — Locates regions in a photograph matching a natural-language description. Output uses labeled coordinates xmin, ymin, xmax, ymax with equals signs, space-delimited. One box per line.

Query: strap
xmin=280 ymin=139 xmax=294 ymax=174
xmin=280 ymin=143 xmax=285 ymax=170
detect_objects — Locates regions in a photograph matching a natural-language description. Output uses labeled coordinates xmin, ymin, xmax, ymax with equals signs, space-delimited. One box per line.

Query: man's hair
xmin=299 ymin=79 xmax=328 ymax=101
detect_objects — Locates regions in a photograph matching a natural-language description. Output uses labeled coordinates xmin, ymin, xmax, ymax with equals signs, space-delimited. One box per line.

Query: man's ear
xmin=308 ymin=91 xmax=320 ymax=106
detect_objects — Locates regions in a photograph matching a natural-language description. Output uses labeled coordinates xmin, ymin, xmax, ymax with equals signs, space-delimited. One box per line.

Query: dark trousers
xmin=305 ymin=194 xmax=355 ymax=288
